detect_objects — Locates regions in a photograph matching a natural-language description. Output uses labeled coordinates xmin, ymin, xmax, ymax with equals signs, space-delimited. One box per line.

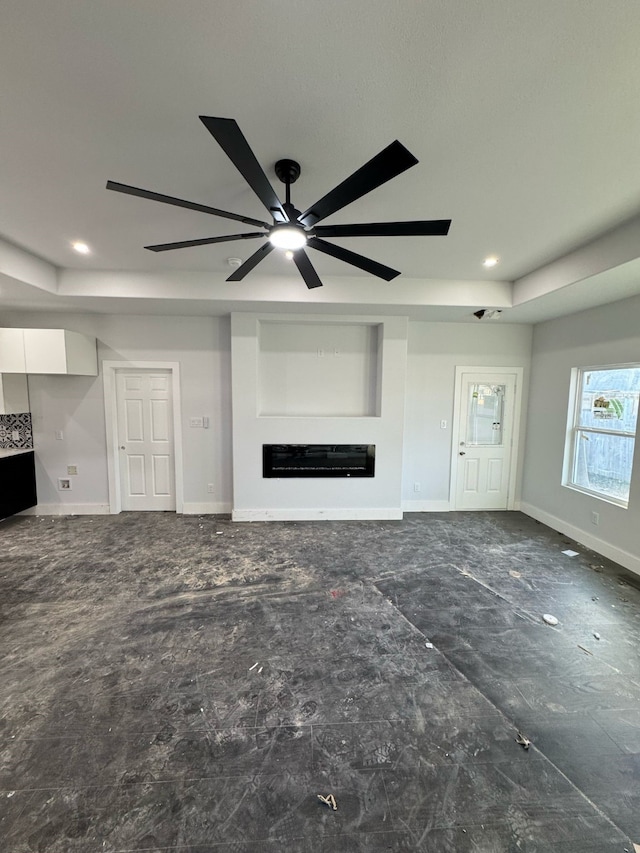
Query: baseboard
xmin=232 ymin=507 xmax=404 ymax=522
xmin=402 ymin=499 xmax=451 ymax=513
xmin=520 ymin=501 xmax=640 ymax=578
xmin=401 ymin=500 xmax=522 ymax=512
xmin=21 ymin=502 xmax=232 ymax=516
xmin=21 ymin=503 xmax=111 ymax=516
xmin=182 ymin=501 xmax=232 ymax=515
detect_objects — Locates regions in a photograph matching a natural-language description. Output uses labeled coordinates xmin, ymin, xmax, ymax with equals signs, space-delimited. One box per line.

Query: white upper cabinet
xmin=0 ymin=328 xmax=27 ymax=372
xmin=0 ymin=329 xmax=97 ymax=376
xmin=23 ymin=329 xmax=97 ymax=375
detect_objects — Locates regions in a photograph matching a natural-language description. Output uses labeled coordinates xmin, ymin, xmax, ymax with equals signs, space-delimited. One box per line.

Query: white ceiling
xmin=1 ymin=0 xmax=640 ymax=322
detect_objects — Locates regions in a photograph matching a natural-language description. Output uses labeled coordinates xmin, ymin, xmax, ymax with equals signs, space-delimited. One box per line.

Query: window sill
xmin=562 ymin=482 xmax=629 ymax=509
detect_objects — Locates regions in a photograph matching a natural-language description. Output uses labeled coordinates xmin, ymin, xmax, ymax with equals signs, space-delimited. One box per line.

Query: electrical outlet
xmin=67 ymin=465 xmax=78 ymax=476
xmin=591 ymin=511 xmax=599 ymax=526
xmin=12 ymin=430 xmax=20 ymax=442
xmin=55 ymin=430 xmax=64 ymax=440
xmin=207 ymin=483 xmax=214 ymax=493
xmin=317 ymin=348 xmax=325 ymax=358
xmin=58 ymin=478 xmax=72 ymax=491
xmin=189 ymin=417 xmax=203 ymax=428
xmin=440 ymin=419 xmax=447 ymax=429
xmin=414 ymin=481 xmax=421 ymax=492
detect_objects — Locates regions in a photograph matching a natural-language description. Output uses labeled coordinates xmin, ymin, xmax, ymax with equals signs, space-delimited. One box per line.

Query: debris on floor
xmin=561 ymin=549 xmax=580 ymax=557
xmin=593 ymin=632 xmax=601 ymax=640
xmin=542 ymin=613 xmax=559 ymax=626
xmin=515 ymin=732 xmax=530 ymax=749
xmin=248 ymin=661 xmax=259 ymax=671
xmin=577 ymin=644 xmax=593 ymax=656
xmin=317 ymin=793 xmax=338 ymax=811
xmin=425 ymin=641 xmax=434 ymax=649
xmin=509 ymin=570 xmax=522 ymax=578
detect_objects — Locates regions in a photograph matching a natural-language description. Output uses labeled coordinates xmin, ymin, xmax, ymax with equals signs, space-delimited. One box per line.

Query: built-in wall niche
xmin=257 ymin=321 xmax=381 ymax=417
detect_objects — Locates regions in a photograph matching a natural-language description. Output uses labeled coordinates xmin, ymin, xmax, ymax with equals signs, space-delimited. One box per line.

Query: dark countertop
xmin=0 ymin=447 xmax=34 ymax=459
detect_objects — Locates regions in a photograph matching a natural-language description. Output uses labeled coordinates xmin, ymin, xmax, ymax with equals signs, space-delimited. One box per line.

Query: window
xmin=565 ymin=365 xmax=640 ymax=506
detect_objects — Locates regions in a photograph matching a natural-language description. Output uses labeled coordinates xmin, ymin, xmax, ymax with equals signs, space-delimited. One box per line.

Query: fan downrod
xmin=274 ymin=159 xmax=301 ymax=185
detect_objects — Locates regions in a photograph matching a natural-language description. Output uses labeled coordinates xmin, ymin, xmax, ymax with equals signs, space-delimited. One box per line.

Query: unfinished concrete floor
xmin=0 ymin=511 xmax=639 ymax=852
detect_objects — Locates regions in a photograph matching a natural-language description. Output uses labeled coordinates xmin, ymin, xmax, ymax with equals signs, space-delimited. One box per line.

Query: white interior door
xmin=453 ymin=372 xmax=518 ymax=510
xmin=116 ymin=369 xmax=176 ymax=511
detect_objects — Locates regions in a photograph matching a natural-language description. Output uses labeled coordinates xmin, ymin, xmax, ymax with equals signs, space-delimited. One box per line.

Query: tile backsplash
xmin=0 ymin=413 xmax=33 ymax=449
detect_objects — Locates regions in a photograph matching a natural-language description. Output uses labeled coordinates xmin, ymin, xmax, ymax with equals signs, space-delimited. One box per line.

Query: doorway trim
xmin=449 ymin=365 xmax=524 ymax=511
xmin=103 ymin=361 xmax=184 ymax=514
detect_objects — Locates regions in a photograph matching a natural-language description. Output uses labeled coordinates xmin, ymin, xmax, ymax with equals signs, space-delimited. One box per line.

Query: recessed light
xmin=483 ymin=256 xmax=499 ymax=268
xmin=72 ymin=241 xmax=91 ymax=255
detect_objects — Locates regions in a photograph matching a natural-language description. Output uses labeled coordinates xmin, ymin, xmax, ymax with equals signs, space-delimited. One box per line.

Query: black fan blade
xmin=199 ymin=116 xmax=287 ymax=222
xmin=292 ymin=249 xmax=323 ymax=289
xmin=314 ymin=220 xmax=451 ymax=238
xmin=145 ymin=232 xmax=265 ymax=252
xmin=106 ymin=181 xmax=269 ymax=228
xmin=307 ymin=237 xmax=400 ymax=281
xmin=226 ymin=242 xmax=275 ymax=282
xmin=298 ymin=140 xmax=418 ymax=228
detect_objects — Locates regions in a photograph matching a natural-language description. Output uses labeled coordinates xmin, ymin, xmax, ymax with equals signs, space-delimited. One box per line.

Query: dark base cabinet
xmin=0 ymin=451 xmax=37 ymax=520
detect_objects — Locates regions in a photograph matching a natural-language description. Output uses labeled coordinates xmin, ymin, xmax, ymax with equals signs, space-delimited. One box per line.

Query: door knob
xmin=459 ymin=451 xmax=466 ymax=456
xmin=120 ymin=446 xmax=126 ymax=450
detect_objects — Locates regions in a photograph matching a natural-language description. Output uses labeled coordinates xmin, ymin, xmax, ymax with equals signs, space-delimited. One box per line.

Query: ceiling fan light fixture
xmin=108 ymin=117 xmax=451 ymax=288
xmin=269 ymin=225 xmax=307 ymax=250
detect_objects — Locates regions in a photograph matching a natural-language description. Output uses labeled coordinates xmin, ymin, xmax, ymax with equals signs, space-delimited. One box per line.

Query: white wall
xmin=403 ymin=321 xmax=532 ymax=510
xmin=521 ymin=293 xmax=640 ymax=575
xmin=4 ymin=309 xmax=534 ymax=520
xmin=4 ymin=312 xmax=232 ymax=514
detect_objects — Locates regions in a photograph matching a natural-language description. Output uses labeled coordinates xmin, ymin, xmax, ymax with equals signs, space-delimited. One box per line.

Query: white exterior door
xmin=453 ymin=371 xmax=518 ymax=510
xmin=116 ymin=369 xmax=176 ymax=511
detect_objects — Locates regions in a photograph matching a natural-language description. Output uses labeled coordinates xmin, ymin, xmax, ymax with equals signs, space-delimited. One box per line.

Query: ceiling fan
xmin=106 ymin=116 xmax=451 ymax=289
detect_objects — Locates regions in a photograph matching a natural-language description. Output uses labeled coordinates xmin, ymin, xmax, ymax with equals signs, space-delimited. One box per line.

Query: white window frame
xmin=563 ymin=363 xmax=639 ymax=508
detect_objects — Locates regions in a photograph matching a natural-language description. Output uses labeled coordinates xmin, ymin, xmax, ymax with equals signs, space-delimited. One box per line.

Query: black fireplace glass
xmin=263 ymin=444 xmax=375 ymax=478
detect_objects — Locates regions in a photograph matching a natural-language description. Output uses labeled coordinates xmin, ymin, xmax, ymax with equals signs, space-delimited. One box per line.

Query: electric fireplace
xmin=263 ymin=444 xmax=375 ymax=478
